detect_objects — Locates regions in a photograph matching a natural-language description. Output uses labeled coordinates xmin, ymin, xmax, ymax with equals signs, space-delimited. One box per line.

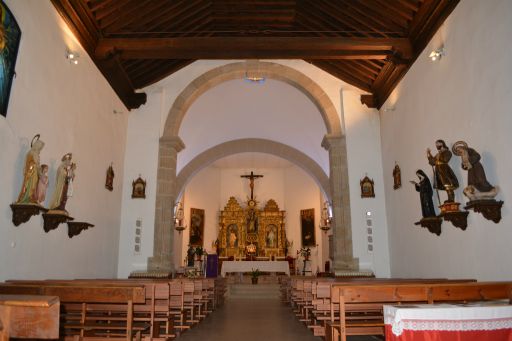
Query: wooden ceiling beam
xmin=352 ymin=60 xmax=382 ymax=77
xmin=102 ymin=0 xmax=157 ymax=33
xmin=310 ymin=1 xmax=372 ymax=38
xmin=308 ymin=60 xmax=373 ymax=93
xmin=298 ymin=1 xmax=353 ymax=35
xmin=144 ymin=0 xmax=207 ymax=33
xmin=94 ymin=0 xmax=130 ymax=21
xmin=360 ymin=0 xmax=409 ymax=28
xmin=374 ymin=0 xmax=415 ymax=21
xmin=346 ymin=1 xmax=407 ymax=36
xmin=96 ymin=36 xmax=411 ymax=59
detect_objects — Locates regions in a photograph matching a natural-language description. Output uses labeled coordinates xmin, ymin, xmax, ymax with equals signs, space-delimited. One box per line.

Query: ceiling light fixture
xmin=244 ymin=60 xmax=266 ymax=84
xmin=428 ymin=47 xmax=445 ymax=62
xmin=66 ymin=50 xmax=79 ymax=65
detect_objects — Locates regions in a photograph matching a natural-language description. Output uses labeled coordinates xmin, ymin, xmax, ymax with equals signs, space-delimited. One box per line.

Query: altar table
xmin=221 ymin=261 xmax=289 ymax=276
xmin=384 ymin=302 xmax=512 ymax=341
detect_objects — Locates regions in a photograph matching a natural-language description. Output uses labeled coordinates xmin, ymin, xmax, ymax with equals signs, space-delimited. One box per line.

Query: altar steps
xmin=228 ymin=283 xmax=280 ymax=299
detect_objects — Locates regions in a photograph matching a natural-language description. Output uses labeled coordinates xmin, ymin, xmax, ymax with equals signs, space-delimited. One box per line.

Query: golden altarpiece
xmin=217 ymin=197 xmax=286 ymax=258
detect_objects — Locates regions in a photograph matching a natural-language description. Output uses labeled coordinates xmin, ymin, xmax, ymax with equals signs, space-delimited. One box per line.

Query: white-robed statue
xmin=49 ymin=153 xmax=75 ymax=213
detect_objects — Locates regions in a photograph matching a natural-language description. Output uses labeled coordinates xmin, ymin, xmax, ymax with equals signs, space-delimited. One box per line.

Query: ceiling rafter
xmin=309 ymin=1 xmax=372 ymax=38
xmin=102 ymin=0 xmax=158 ymax=33
xmin=345 ymin=1 xmax=406 ymax=37
xmin=51 ymin=0 xmax=460 ymax=110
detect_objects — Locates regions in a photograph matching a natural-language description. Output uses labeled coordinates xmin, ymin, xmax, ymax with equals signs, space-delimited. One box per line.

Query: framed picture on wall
xmin=360 ymin=175 xmax=375 ymax=198
xmin=0 ymin=0 xmax=22 ymax=117
xmin=300 ymin=208 xmax=316 ymax=247
xmin=131 ymin=176 xmax=146 ymax=198
xmin=189 ymin=208 xmax=205 ymax=247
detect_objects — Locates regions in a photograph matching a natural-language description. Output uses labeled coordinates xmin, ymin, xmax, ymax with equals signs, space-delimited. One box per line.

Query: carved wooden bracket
xmin=42 ymin=212 xmax=74 ymax=232
xmin=414 ymin=217 xmax=442 ymax=236
xmin=10 ymin=204 xmax=48 ymax=226
xmin=67 ymin=222 xmax=94 ymax=238
xmin=441 ymin=211 xmax=469 ymax=230
xmin=464 ymin=199 xmax=504 ymax=223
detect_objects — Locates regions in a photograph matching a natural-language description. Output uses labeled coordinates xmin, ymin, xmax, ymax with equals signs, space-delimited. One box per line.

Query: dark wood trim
xmin=95 ymin=36 xmax=412 ymax=60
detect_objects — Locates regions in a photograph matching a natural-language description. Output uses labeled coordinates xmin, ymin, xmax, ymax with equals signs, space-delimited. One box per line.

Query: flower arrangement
xmin=297 ymin=247 xmax=311 ymax=260
xmin=194 ymin=247 xmax=205 ymax=256
xmin=250 ymin=268 xmax=261 ymax=278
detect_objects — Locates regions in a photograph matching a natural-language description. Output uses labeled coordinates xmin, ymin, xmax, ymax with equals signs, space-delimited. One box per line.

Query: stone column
xmin=148 ymin=136 xmax=185 ymax=273
xmin=322 ymin=134 xmax=359 ymax=272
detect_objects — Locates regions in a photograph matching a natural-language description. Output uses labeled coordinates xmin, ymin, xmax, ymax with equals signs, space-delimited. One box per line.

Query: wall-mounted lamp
xmin=66 ymin=50 xmax=79 ymax=65
xmin=428 ymin=47 xmax=445 ymax=62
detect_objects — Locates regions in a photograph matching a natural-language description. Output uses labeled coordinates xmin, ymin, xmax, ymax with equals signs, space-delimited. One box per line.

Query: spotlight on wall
xmin=66 ymin=50 xmax=79 ymax=65
xmin=428 ymin=47 xmax=445 ymax=62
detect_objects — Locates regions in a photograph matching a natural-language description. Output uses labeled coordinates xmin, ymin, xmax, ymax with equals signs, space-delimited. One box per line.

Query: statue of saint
xmin=452 ymin=141 xmax=498 ymax=200
xmin=105 ymin=163 xmax=114 ymax=191
xmin=267 ymin=227 xmax=276 ymax=248
xmin=427 ymin=139 xmax=459 ymax=203
xmin=16 ymin=135 xmax=45 ymax=204
xmin=186 ymin=245 xmax=195 ymax=267
xmin=410 ymin=170 xmax=436 ymax=218
xmin=229 ymin=230 xmax=237 ymax=248
xmin=247 ymin=209 xmax=257 ymax=233
xmin=49 ymin=153 xmax=74 ymax=212
xmin=34 ymin=164 xmax=49 ymax=205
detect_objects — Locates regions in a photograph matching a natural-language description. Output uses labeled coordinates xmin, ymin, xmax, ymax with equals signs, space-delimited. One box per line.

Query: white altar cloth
xmin=221 ymin=261 xmax=289 ymax=276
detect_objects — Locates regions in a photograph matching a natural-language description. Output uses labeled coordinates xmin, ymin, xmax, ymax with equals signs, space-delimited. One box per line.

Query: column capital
xmin=160 ymin=135 xmax=185 ymax=152
xmin=321 ymin=133 xmax=345 ymax=151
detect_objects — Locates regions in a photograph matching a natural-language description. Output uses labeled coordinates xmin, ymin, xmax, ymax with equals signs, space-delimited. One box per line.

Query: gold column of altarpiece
xmin=218 ymin=197 xmax=286 ymax=258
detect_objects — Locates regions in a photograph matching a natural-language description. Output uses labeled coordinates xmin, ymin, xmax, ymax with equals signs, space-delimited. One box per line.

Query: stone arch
xmin=175 ymin=138 xmax=331 ymax=200
xmin=162 ymin=61 xmax=342 ymax=138
xmin=148 ymin=61 xmax=357 ymax=274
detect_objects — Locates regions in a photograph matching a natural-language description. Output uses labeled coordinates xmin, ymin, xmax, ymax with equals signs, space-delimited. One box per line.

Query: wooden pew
xmin=0 ymin=283 xmax=146 ymax=341
xmin=328 ymin=281 xmax=512 ymax=341
xmin=0 ymin=295 xmax=59 ymax=341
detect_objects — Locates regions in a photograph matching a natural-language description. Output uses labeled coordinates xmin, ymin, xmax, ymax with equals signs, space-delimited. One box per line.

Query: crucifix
xmin=240 ymin=171 xmax=264 ymax=200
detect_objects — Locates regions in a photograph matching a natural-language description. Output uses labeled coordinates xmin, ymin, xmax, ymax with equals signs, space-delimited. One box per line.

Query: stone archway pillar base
xmin=322 ymin=134 xmax=359 ymax=272
xmin=146 ymin=136 xmax=185 ymax=274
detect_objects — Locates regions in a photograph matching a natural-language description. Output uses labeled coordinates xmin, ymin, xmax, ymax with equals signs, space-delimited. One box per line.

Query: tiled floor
xmin=177 ymin=295 xmax=382 ymax=341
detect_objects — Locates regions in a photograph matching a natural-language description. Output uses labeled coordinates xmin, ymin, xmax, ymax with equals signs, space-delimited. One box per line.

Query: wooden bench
xmin=0 ymin=283 xmax=146 ymax=341
xmin=0 ymin=294 xmax=60 ymax=341
xmin=327 ymin=281 xmax=512 ymax=341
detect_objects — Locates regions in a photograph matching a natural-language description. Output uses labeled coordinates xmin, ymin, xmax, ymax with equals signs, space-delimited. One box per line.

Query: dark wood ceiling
xmin=51 ymin=0 xmax=459 ymax=110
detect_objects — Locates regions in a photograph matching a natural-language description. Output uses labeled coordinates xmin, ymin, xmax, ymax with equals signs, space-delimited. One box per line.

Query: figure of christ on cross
xmin=241 ymin=171 xmax=264 ymax=200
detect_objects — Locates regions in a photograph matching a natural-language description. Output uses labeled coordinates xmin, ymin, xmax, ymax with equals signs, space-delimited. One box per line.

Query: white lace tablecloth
xmin=384 ymin=302 xmax=512 ymax=336
xmin=221 ymin=261 xmax=289 ymax=276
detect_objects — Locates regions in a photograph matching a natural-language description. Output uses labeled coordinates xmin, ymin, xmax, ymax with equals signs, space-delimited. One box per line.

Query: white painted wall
xmin=118 ymin=59 xmax=390 ymax=277
xmin=0 ymin=0 xmax=127 ymax=280
xmin=381 ymin=0 xmax=512 ymax=280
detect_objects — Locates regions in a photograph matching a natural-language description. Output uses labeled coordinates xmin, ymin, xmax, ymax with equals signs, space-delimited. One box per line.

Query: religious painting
xmin=393 ymin=163 xmax=402 ymax=190
xmin=360 ymin=175 xmax=375 ymax=198
xmin=266 ymin=224 xmax=277 ymax=248
xmin=300 ymin=208 xmax=316 ymax=247
xmin=226 ymin=224 xmax=239 ymax=248
xmin=189 ymin=208 xmax=204 ymax=247
xmin=131 ymin=176 xmax=146 ymax=198
xmin=0 ymin=1 xmax=21 ymax=117
xmin=105 ymin=163 xmax=114 ymax=191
